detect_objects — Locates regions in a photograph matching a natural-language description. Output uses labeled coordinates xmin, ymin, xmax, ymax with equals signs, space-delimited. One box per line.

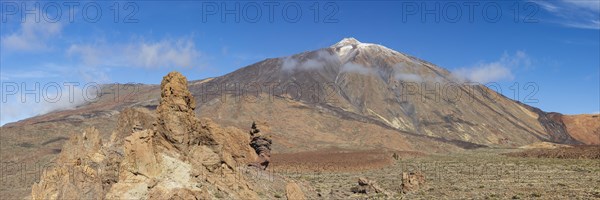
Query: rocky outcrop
xmin=31 ymin=71 xmax=261 ymax=200
xmin=154 ymin=72 xmax=218 ymax=154
xmin=108 ymin=107 xmax=156 ymax=149
xmin=351 ymin=177 xmax=389 ymax=195
xmin=401 ymin=171 xmax=426 ymax=193
xmin=31 ymin=127 xmax=105 ymax=200
xmin=249 ymin=122 xmax=272 ymax=170
xmin=102 ymin=107 xmax=158 ymax=191
xmin=31 ymin=108 xmax=160 ymax=199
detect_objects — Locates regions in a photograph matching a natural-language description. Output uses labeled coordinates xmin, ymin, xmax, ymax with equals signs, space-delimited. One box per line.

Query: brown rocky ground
xmin=506 ymin=145 xmax=600 ymax=159
xmin=271 ymin=149 xmax=423 ymax=172
xmin=275 ymin=148 xmax=600 ymax=199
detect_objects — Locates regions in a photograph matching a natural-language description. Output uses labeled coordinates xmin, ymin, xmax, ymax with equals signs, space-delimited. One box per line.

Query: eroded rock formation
xmin=31 ymin=127 xmax=104 ymax=200
xmin=401 ymin=171 xmax=426 ymax=193
xmin=32 ymin=72 xmax=261 ymax=200
xmin=249 ymin=122 xmax=272 ymax=170
xmin=350 ymin=177 xmax=389 ymax=196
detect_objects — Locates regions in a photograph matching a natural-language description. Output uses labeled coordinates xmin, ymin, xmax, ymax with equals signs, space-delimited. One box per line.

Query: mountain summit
xmin=332 ymin=37 xmax=362 ymax=47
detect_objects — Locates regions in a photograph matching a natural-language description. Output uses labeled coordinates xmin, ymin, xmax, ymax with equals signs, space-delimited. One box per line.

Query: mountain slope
xmin=190 ymin=38 xmax=579 ymax=152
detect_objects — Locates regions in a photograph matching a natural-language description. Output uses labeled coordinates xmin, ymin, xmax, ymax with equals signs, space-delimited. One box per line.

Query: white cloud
xmin=301 ymin=59 xmax=325 ymax=70
xmin=281 ymin=50 xmax=340 ymax=72
xmin=563 ymin=20 xmax=600 ymax=30
xmin=1 ymin=18 xmax=63 ymax=52
xmin=391 ymin=63 xmax=425 ymax=82
xmin=64 ymin=36 xmax=203 ymax=83
xmin=127 ymin=38 xmax=200 ymax=68
xmin=0 ymin=63 xmax=106 ymax=125
xmin=67 ymin=37 xmax=202 ymax=69
xmin=281 ymin=57 xmax=300 ymax=71
xmin=394 ymin=73 xmax=423 ymax=82
xmin=452 ymin=63 xmax=514 ymax=83
xmin=532 ymin=0 xmax=600 ymax=29
xmin=67 ymin=44 xmax=104 ymax=66
xmin=339 ymin=61 xmax=426 ymax=81
xmin=532 ymin=1 xmax=559 ymax=12
xmin=500 ymin=50 xmax=532 ymax=69
xmin=563 ymin=0 xmax=600 ymax=12
xmin=340 ymin=62 xmax=374 ymax=75
xmin=0 ymin=85 xmax=94 ymax=126
xmin=78 ymin=67 xmax=111 ymax=83
xmin=452 ymin=51 xmax=531 ymax=83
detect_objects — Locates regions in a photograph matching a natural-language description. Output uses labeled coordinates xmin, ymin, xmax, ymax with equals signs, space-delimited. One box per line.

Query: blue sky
xmin=0 ymin=0 xmax=599 ymax=125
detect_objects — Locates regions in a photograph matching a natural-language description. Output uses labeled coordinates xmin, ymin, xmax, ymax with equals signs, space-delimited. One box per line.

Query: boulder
xmin=401 ymin=171 xmax=426 ymax=193
xmin=351 ymin=177 xmax=388 ymax=195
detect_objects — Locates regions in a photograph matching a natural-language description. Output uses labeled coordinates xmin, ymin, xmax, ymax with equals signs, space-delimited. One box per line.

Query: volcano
xmin=188 ymin=38 xmax=581 ymax=152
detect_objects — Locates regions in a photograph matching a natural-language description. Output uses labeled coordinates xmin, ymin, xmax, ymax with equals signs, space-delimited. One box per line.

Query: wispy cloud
xmin=392 ymin=63 xmax=425 ymax=82
xmin=452 ymin=51 xmax=531 ymax=83
xmin=67 ymin=36 xmax=202 ymax=69
xmin=532 ymin=0 xmax=600 ymax=29
xmin=0 ymin=85 xmax=94 ymax=126
xmin=394 ymin=73 xmax=423 ymax=82
xmin=128 ymin=38 xmax=201 ymax=68
xmin=281 ymin=50 xmax=340 ymax=72
xmin=1 ymin=17 xmax=63 ymax=52
xmin=453 ymin=63 xmax=514 ymax=83
xmin=340 ymin=62 xmax=375 ymax=75
xmin=65 ymin=36 xmax=203 ymax=82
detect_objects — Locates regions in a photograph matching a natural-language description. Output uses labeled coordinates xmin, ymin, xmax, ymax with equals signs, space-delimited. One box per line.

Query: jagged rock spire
xmin=155 ymin=71 xmax=202 ymax=148
xmin=158 ymin=71 xmax=196 ymax=113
